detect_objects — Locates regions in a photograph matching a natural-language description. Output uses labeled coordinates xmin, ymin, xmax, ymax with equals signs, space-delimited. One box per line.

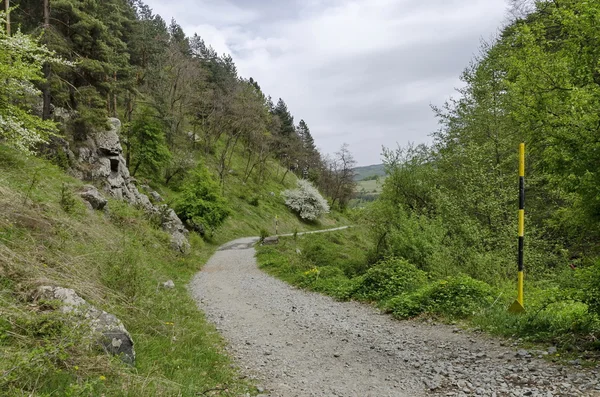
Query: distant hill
xmin=353 ymin=164 xmax=386 ymax=181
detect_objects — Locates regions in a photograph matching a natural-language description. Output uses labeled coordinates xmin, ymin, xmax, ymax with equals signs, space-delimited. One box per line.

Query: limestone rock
xmin=79 ymin=185 xmax=107 ymax=210
xmin=71 ymin=117 xmax=190 ymax=252
xmin=95 ymin=118 xmax=122 ymax=156
xmin=34 ymin=286 xmax=135 ymax=365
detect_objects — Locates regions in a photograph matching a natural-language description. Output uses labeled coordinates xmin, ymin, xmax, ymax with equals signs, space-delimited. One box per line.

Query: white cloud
xmin=144 ymin=0 xmax=508 ymax=165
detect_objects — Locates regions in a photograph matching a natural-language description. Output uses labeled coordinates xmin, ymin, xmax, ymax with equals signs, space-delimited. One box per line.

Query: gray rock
xmin=162 ymin=280 xmax=175 ymax=289
xmin=171 ymin=230 xmax=191 ymax=254
xmin=95 ymin=118 xmax=122 ymax=156
xmin=79 ymin=185 xmax=107 ymax=210
xmin=34 ymin=286 xmax=135 ymax=365
xmin=150 ymin=191 xmax=163 ymax=202
xmin=516 ymin=349 xmax=530 ymax=358
xmin=547 ymin=346 xmax=557 ymax=355
xmin=72 ymin=118 xmax=190 ymax=253
xmin=262 ymin=236 xmax=279 ymax=245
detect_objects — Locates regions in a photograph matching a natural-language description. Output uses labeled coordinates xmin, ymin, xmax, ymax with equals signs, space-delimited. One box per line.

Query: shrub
xmin=259 ymin=228 xmax=269 ymax=242
xmin=421 ymin=275 xmax=495 ymax=317
xmin=282 ymin=179 xmax=329 ymax=221
xmin=352 ymin=257 xmax=427 ymax=301
xmin=578 ymin=261 xmax=600 ymax=316
xmin=173 ymin=164 xmax=229 ymax=235
xmin=385 ymin=275 xmax=495 ymax=319
xmin=248 ymin=195 xmax=260 ymax=207
xmin=59 ymin=183 xmax=77 ymax=214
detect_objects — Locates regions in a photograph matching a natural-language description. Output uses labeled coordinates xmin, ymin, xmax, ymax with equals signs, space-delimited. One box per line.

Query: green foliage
xmin=352 ymin=257 xmax=427 ymax=301
xmin=385 ymin=276 xmax=495 ymax=320
xmin=472 ymin=291 xmax=600 ymax=348
xmin=0 ymin=148 xmax=253 ymax=396
xmin=59 ymin=183 xmax=77 ymax=214
xmin=126 ymin=108 xmax=171 ymax=178
xmin=173 ymin=164 xmax=230 ymax=235
xmin=577 ymin=262 xmax=600 ymax=316
xmin=101 ymin=247 xmax=143 ymax=299
xmin=259 ymin=228 xmax=269 ymax=242
xmin=0 ymin=13 xmax=66 ymax=153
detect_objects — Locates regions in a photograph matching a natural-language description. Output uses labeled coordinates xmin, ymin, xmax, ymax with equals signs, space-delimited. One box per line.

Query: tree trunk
xmin=113 ymin=71 xmax=118 ymax=117
xmin=41 ymin=0 xmax=51 ymax=120
xmin=5 ymin=0 xmax=10 ymax=35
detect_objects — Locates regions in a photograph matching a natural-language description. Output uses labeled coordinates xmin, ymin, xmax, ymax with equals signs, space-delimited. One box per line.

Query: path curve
xmin=190 ymin=232 xmax=599 ymax=397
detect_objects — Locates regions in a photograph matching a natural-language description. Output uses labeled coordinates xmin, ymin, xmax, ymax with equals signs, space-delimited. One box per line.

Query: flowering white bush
xmin=0 ymin=15 xmax=72 ymax=154
xmin=282 ymin=179 xmax=330 ymax=221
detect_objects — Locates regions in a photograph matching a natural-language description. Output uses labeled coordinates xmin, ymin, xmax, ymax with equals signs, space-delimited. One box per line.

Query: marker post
xmin=509 ymin=143 xmax=526 ymax=313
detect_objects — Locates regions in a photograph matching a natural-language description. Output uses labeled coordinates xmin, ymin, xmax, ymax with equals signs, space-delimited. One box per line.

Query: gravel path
xmin=190 ymin=234 xmax=599 ymax=397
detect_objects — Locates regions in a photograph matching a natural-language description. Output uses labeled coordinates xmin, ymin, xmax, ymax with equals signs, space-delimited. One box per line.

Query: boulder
xmin=170 ymin=230 xmax=191 ymax=254
xmin=262 ymin=236 xmax=279 ymax=245
xmin=150 ymin=191 xmax=163 ymax=202
xmin=79 ymin=185 xmax=107 ymax=210
xmin=34 ymin=286 xmax=135 ymax=365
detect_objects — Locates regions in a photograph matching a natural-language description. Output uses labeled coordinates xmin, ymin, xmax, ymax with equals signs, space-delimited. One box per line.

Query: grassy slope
xmin=352 ymin=164 xmax=385 ymax=181
xmin=355 ymin=178 xmax=385 ymax=194
xmin=0 ymin=145 xmax=347 ymax=396
xmin=257 ymin=228 xmax=600 ymax=358
xmin=152 ymin=144 xmax=346 ymax=244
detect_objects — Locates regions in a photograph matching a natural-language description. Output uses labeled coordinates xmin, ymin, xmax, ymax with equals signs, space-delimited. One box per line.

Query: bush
xmin=420 ymin=275 xmax=495 ymax=318
xmin=282 ymin=179 xmax=329 ymax=221
xmin=173 ymin=164 xmax=229 ymax=235
xmin=352 ymin=257 xmax=427 ymax=301
xmin=385 ymin=275 xmax=495 ymax=319
xmin=578 ymin=261 xmax=600 ymax=316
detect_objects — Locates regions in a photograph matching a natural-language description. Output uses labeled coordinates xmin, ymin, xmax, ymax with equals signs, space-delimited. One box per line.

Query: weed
xmin=259 ymin=228 xmax=269 ymax=242
xmin=23 ymin=168 xmax=41 ymax=205
xmin=59 ymin=183 xmax=77 ymax=214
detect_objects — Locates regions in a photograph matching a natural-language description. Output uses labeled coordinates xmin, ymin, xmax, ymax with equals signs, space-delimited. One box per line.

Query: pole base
xmin=508 ymin=300 xmax=525 ymax=313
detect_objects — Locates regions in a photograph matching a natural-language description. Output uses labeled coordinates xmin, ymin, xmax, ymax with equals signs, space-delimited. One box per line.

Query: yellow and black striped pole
xmin=509 ymin=143 xmax=526 ymax=313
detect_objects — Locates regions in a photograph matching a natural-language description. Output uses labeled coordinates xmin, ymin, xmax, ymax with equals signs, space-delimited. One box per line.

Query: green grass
xmin=256 ymin=227 xmax=600 ymax=358
xmin=0 ymin=146 xmax=256 ymax=396
xmin=352 ymin=163 xmax=385 ymax=181
xmin=355 ymin=178 xmax=385 ymax=194
xmin=142 ymin=144 xmax=348 ymax=244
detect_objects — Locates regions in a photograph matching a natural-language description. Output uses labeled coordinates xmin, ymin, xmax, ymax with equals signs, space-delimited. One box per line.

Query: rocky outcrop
xmin=75 ymin=118 xmax=153 ymax=212
xmin=79 ymin=185 xmax=107 ymax=210
xmin=160 ymin=206 xmax=191 ymax=253
xmin=71 ymin=118 xmax=189 ymax=252
xmin=33 ymin=286 xmax=135 ymax=365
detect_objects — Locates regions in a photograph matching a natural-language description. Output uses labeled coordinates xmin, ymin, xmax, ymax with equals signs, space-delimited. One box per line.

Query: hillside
xmin=352 ymin=163 xmax=386 ymax=181
xmin=0 ymin=138 xmax=346 ymax=395
xmin=0 ymin=2 xmax=352 ymax=394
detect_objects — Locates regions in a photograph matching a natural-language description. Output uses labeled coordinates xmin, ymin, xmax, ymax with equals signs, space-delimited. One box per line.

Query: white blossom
xmin=282 ymin=179 xmax=330 ymax=221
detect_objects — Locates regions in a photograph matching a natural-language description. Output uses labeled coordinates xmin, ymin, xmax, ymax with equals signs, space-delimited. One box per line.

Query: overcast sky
xmin=144 ymin=0 xmax=508 ymax=166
